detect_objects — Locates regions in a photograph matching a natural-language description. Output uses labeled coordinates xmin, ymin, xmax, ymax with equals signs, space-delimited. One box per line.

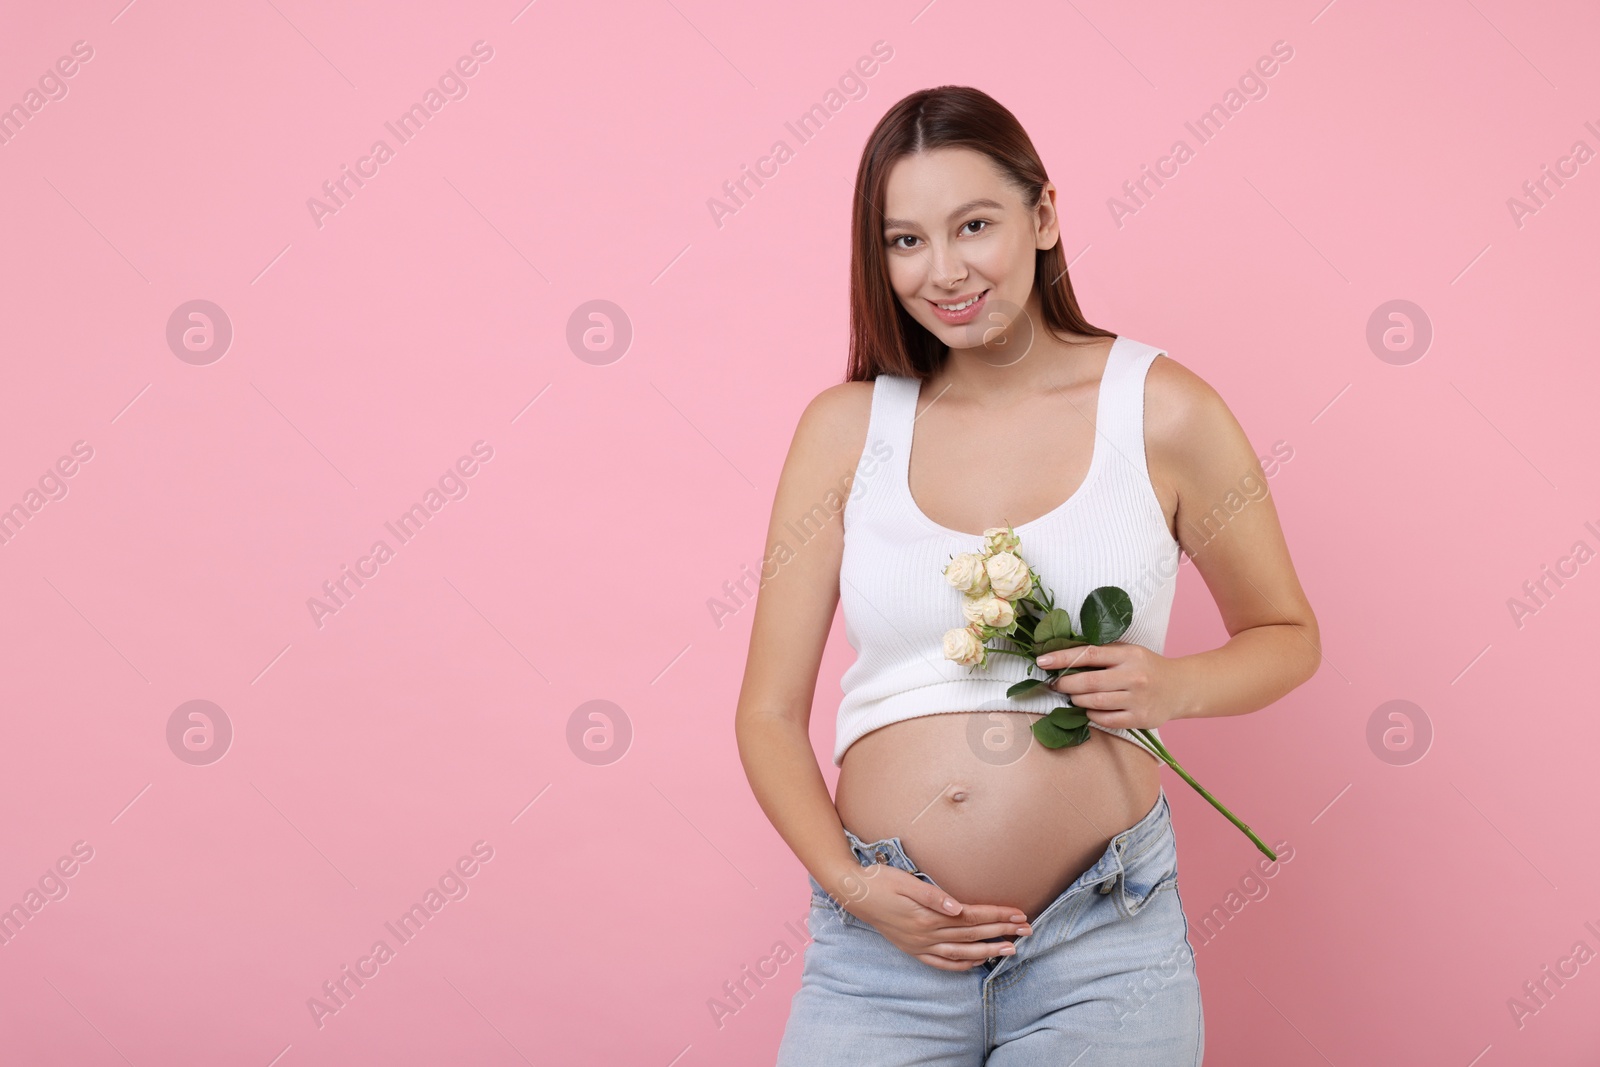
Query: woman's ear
xmin=1034 ymin=182 xmax=1062 ymax=250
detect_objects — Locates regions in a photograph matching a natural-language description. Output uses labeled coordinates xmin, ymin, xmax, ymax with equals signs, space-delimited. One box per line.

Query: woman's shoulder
xmin=785 ymin=377 xmax=878 ymax=474
xmin=809 ymin=376 xmax=878 ymax=412
xmin=1143 ymin=349 xmax=1257 ymax=481
xmin=1143 ymin=350 xmax=1236 ymax=449
xmin=798 ymin=377 xmax=875 ymax=434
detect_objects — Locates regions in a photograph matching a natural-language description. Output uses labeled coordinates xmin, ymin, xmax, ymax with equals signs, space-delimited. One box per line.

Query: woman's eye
xmin=886 ymin=222 xmax=986 ymax=249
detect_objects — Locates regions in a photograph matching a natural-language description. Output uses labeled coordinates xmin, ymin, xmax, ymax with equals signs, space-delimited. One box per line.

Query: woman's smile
xmin=927 ymin=287 xmax=989 ymax=324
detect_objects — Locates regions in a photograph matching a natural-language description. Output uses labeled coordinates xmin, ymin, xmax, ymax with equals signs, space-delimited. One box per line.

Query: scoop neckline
xmin=902 ymin=335 xmax=1121 ymax=541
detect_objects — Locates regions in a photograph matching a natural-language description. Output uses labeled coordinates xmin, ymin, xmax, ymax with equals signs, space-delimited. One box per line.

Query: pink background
xmin=2 ymin=0 xmax=1597 ymax=1063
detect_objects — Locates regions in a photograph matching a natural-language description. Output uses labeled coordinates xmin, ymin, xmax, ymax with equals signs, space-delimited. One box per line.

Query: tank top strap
xmin=877 ymin=373 xmax=922 ymax=460
xmin=846 ymin=373 xmax=920 ymax=523
xmin=1094 ymin=337 xmax=1166 ymax=488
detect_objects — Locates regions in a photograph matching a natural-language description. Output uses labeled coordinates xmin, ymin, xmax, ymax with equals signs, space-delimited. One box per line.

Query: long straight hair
xmin=845 ymin=86 xmax=1112 ymax=383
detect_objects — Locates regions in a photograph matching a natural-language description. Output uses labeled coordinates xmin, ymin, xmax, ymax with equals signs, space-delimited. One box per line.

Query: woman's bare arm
xmin=1144 ymin=354 xmax=1321 ymax=721
xmin=734 ymin=381 xmax=875 ymax=900
xmin=1046 ymin=354 xmax=1320 ymax=723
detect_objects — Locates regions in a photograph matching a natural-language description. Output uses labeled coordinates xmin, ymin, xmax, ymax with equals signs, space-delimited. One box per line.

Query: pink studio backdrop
xmin=2 ymin=0 xmax=1597 ymax=1063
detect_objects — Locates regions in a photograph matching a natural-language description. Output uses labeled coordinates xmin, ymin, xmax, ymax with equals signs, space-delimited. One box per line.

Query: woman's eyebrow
xmin=882 ymin=197 xmax=1005 ymax=230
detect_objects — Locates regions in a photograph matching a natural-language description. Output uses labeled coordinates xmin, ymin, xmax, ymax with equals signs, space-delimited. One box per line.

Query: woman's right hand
xmin=824 ymin=864 xmax=1033 ymax=971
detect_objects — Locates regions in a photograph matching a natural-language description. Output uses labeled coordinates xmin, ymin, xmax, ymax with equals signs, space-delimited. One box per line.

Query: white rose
xmin=943 ymin=552 xmax=991 ymax=596
xmin=942 ymin=625 xmax=987 ymax=667
xmin=984 ymin=551 xmax=1033 ymax=600
xmin=982 ymin=526 xmax=1020 ymax=555
xmin=962 ymin=594 xmax=1016 ymax=629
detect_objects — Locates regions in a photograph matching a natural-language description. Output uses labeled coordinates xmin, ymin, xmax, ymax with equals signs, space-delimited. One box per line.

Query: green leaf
xmin=1032 ymin=608 xmax=1086 ymax=655
xmin=1032 ymin=608 xmax=1074 ymax=643
xmin=1005 ymin=678 xmax=1048 ymax=698
xmin=1046 ymin=707 xmax=1088 ymax=730
xmin=1031 ymin=718 xmax=1073 ymax=748
xmin=1080 ymin=586 xmax=1133 ymax=644
xmin=1032 ymin=718 xmax=1092 ymax=749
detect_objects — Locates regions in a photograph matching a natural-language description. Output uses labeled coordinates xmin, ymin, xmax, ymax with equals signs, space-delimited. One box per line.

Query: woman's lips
xmin=928 ymin=289 xmax=989 ymax=325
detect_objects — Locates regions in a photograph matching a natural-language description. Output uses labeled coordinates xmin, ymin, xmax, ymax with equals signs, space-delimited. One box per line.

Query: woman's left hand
xmin=1035 ymin=643 xmax=1190 ymax=730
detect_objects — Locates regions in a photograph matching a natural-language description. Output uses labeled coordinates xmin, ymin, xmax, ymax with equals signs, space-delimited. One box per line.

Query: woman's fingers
xmin=910 ymin=896 xmax=1032 ymax=937
xmin=927 ymin=939 xmax=1017 ymax=963
xmin=908 ymin=921 xmax=1028 ymax=967
xmin=905 ymin=879 xmax=1030 ymax=928
xmin=1052 ymin=669 xmax=1122 ymax=696
xmin=1041 ymin=644 xmax=1132 ymax=675
xmin=1056 ymin=687 xmax=1133 ymax=710
xmin=916 ymin=953 xmax=981 ymax=971
xmin=891 ymin=881 xmax=1033 ymax=968
xmin=933 ymin=919 xmax=1031 ymax=941
xmin=908 ymin=881 xmax=968 ymax=917
xmin=942 ymin=901 xmax=1030 ymax=926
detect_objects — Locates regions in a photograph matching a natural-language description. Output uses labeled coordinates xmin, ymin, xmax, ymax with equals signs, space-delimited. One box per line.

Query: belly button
xmin=948 ymin=787 xmax=968 ymax=803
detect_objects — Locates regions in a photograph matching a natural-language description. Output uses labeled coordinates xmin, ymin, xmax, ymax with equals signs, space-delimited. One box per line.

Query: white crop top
xmin=833 ymin=334 xmax=1181 ymax=767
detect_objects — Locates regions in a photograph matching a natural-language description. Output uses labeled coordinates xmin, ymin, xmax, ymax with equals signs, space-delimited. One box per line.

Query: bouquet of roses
xmin=942 ymin=525 xmax=1277 ymax=860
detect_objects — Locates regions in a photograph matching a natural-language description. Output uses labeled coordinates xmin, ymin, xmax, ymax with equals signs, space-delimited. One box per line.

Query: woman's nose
xmin=927 ymin=247 xmax=967 ymax=287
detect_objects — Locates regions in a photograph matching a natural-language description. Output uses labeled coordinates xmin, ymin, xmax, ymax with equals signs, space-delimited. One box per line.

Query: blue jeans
xmin=776 ymin=788 xmax=1203 ymax=1065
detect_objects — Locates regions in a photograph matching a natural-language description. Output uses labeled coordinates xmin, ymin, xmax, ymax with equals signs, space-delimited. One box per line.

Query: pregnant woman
xmin=735 ymin=86 xmax=1319 ymax=1066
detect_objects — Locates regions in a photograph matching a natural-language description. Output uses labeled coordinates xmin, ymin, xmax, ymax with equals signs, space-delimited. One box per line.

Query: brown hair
xmin=845 ymin=85 xmax=1112 ymax=382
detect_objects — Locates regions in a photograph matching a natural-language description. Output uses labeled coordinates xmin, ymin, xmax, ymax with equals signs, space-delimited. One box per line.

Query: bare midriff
xmin=834 ymin=712 xmax=1161 ymax=922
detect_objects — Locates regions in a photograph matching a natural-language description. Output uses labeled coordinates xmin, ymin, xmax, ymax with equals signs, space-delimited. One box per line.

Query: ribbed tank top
xmin=834 ymin=335 xmax=1181 ymax=768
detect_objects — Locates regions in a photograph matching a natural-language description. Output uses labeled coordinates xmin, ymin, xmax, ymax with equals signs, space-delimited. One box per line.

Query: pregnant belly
xmin=834 ymin=713 xmax=1161 ymax=922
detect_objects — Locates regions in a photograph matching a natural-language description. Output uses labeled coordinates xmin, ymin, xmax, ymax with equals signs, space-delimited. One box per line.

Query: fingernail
xmin=1018 ymin=925 xmax=1032 ymax=936
xmin=943 ymin=899 xmax=961 ymax=914
xmin=1011 ymin=914 xmax=1027 ymax=922
xmin=1001 ymin=945 xmax=1016 ymax=954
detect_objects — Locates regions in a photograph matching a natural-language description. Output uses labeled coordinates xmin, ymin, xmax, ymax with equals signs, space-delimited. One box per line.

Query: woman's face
xmin=880 ymin=147 xmax=1057 ymax=358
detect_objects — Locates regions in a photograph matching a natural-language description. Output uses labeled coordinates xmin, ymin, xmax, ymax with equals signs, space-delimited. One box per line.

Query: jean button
xmin=874 ymin=849 xmax=889 ymax=864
